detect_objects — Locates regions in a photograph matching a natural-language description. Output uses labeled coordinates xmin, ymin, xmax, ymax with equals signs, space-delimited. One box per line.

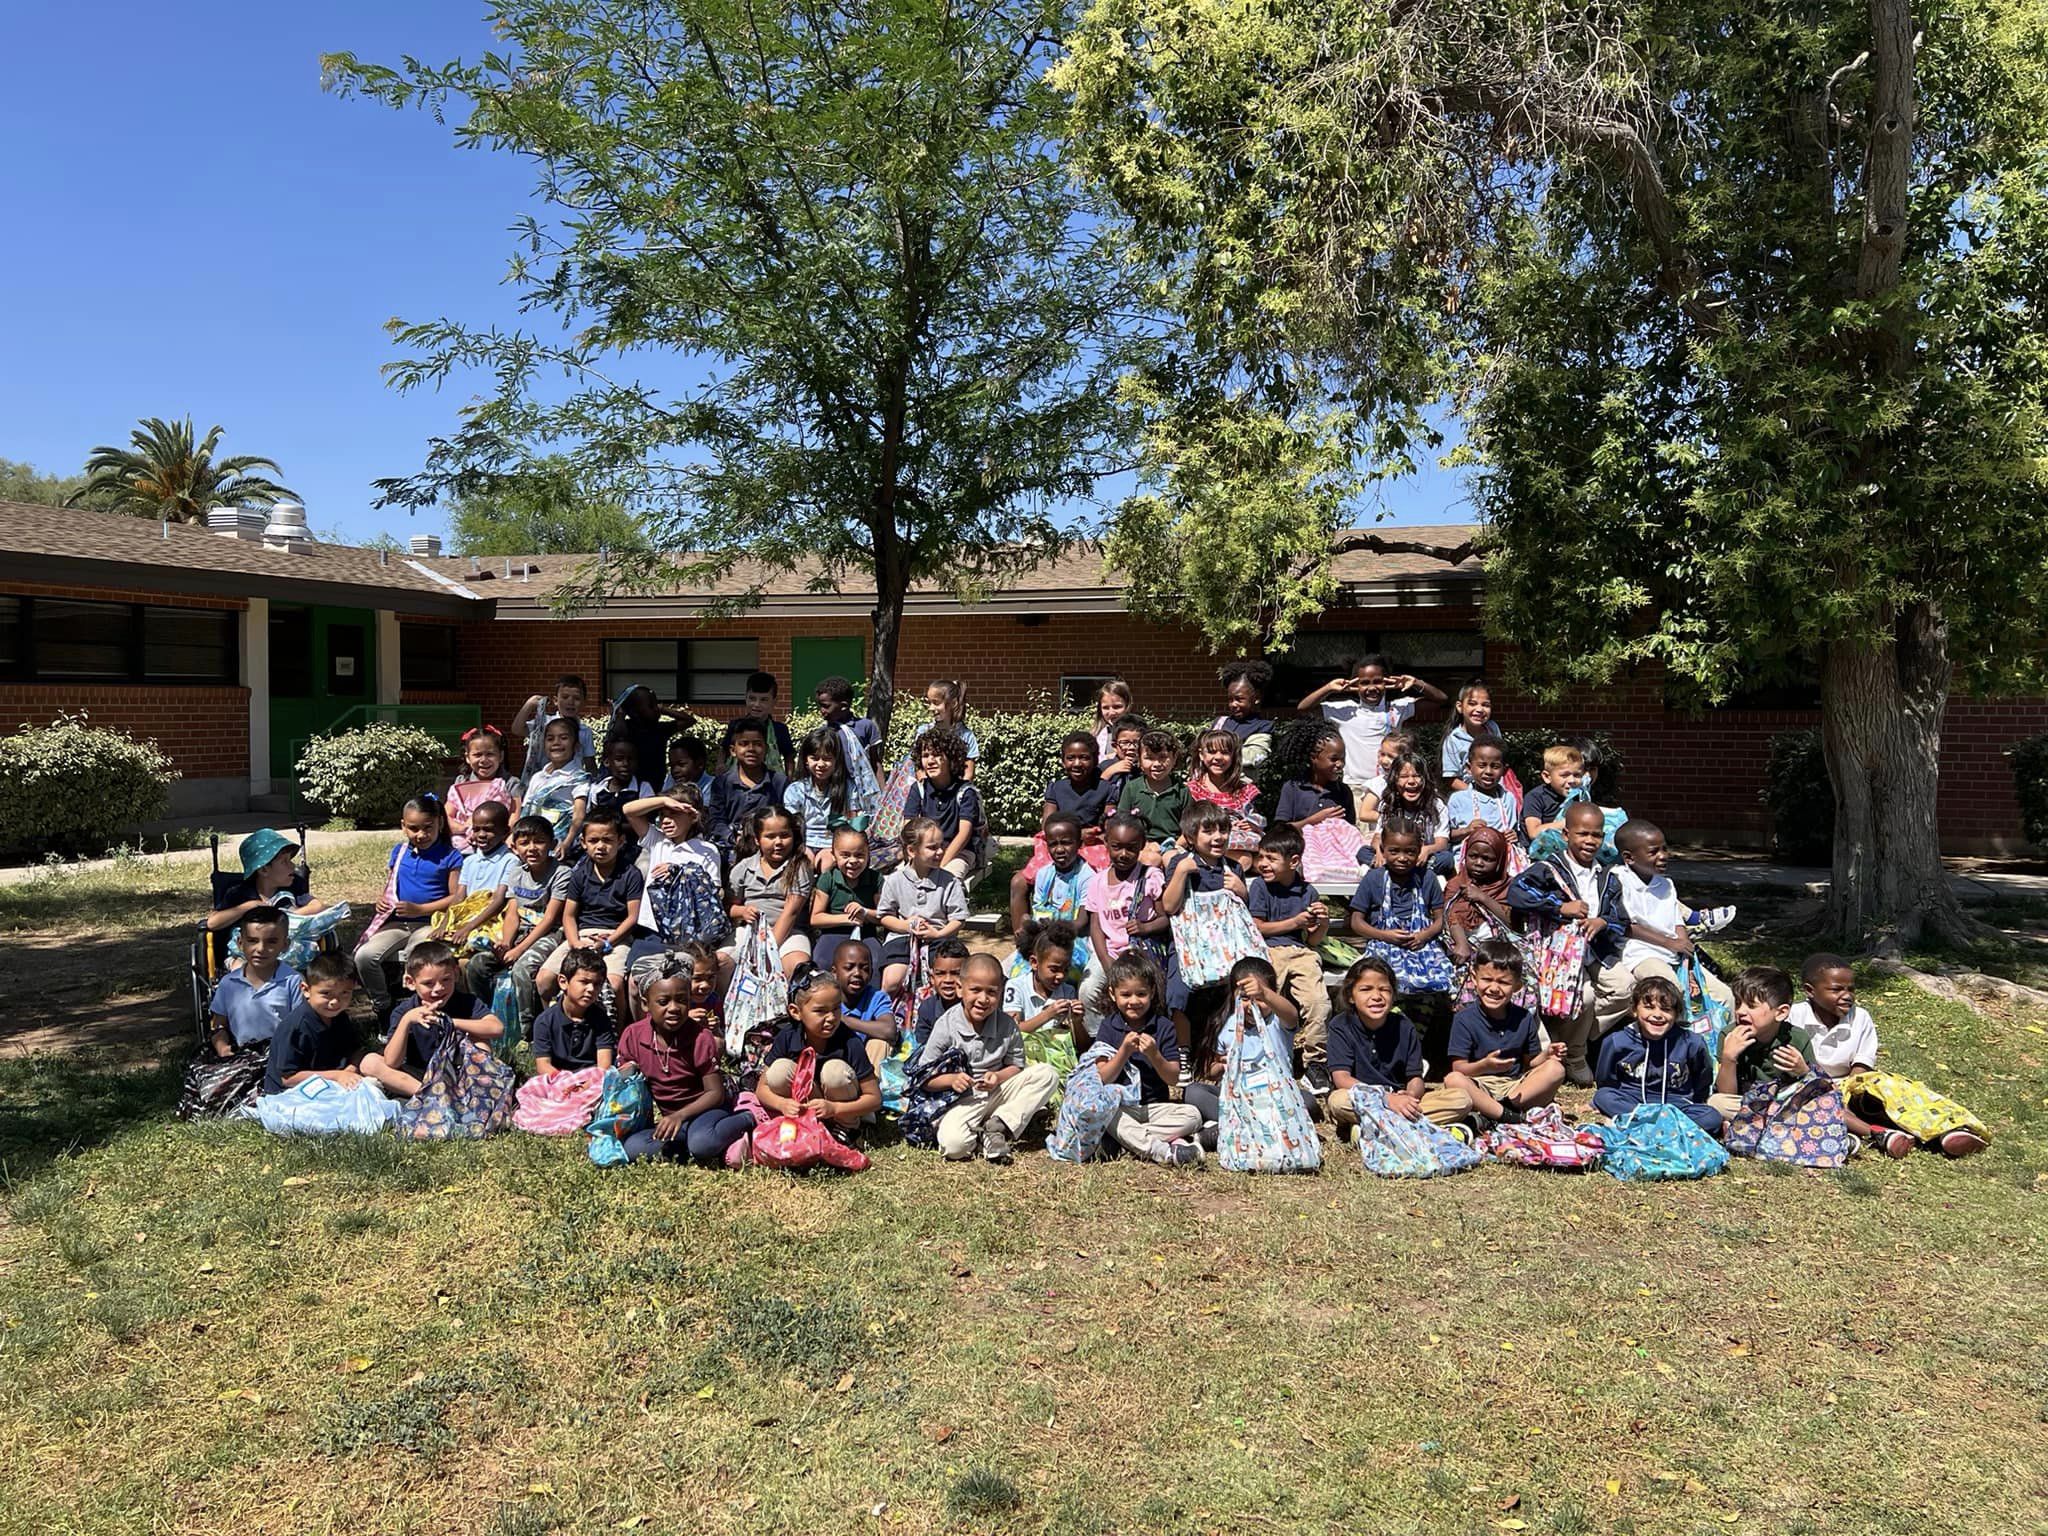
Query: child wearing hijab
xmin=1441 ymin=826 xmax=1521 ymax=966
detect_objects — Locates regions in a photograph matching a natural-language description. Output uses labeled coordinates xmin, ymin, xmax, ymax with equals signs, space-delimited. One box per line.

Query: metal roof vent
xmin=261 ymin=500 xmax=314 ymax=554
xmin=206 ymin=506 xmax=268 ymax=541
xmin=410 ymin=533 xmax=443 ymax=557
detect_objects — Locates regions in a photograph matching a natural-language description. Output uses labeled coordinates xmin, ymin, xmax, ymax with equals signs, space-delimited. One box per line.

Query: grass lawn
xmin=2 ymin=854 xmax=2046 ymax=1534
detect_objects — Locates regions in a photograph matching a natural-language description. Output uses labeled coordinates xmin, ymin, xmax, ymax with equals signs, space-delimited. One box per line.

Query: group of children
xmin=182 ymin=658 xmax=1990 ymax=1171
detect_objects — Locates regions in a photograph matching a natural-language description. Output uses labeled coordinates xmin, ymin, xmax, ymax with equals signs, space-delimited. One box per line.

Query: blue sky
xmin=0 ymin=1 xmax=1477 ymax=545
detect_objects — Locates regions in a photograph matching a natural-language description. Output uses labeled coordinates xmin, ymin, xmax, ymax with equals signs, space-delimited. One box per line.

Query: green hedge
xmin=0 ymin=713 xmax=177 ymax=858
xmin=1762 ymin=729 xmax=1834 ymax=864
xmin=299 ymin=722 xmax=450 ymax=828
xmin=2012 ymin=732 xmax=2048 ymax=850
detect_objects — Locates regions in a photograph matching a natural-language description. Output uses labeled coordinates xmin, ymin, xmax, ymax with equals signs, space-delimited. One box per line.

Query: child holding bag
xmin=616 ymin=965 xmax=756 ymax=1164
xmin=756 ymin=970 xmax=882 ymax=1141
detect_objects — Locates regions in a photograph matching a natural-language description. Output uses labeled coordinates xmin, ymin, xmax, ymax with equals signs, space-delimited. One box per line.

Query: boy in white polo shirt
xmin=1590 ymin=819 xmax=1734 ymax=1033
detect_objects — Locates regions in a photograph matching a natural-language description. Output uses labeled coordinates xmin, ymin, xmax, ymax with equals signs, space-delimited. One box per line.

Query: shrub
xmin=1762 ymin=729 xmax=1834 ymax=864
xmin=0 ymin=713 xmax=176 ymax=858
xmin=297 ymin=722 xmax=449 ymax=827
xmin=2012 ymin=732 xmax=2048 ymax=850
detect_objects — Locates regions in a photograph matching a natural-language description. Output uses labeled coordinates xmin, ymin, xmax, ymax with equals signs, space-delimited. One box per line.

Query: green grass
xmin=3 ymin=852 xmax=2046 ymax=1532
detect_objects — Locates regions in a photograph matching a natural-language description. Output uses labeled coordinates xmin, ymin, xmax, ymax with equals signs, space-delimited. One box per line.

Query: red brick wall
xmin=0 ymin=582 xmax=249 ymax=779
xmin=451 ymin=608 xmax=2046 ymax=851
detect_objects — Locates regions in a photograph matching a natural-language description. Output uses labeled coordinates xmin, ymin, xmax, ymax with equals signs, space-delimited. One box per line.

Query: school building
xmin=3 ymin=498 xmax=2042 ymax=852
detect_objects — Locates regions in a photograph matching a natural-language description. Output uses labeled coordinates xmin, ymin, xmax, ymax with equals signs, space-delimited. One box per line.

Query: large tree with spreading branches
xmin=1059 ymin=0 xmax=2048 ymax=947
xmin=325 ymin=0 xmax=1142 ymax=733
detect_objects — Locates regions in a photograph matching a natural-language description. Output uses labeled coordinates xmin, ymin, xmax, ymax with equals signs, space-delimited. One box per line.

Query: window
xmin=1060 ymin=675 xmax=1115 ymax=711
xmin=602 ymin=638 xmax=759 ymax=705
xmin=0 ymin=595 xmax=237 ymax=684
xmin=1267 ymin=627 xmax=1485 ymax=708
xmin=401 ymin=622 xmax=459 ymax=691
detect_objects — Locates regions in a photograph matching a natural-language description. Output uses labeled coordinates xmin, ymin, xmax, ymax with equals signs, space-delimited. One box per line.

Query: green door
xmin=789 ymin=635 xmax=867 ymax=708
xmin=270 ymin=604 xmax=377 ymax=779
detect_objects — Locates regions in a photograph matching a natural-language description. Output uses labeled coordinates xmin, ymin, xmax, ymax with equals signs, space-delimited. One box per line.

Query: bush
xmin=1763 ymin=729 xmax=1834 ymax=863
xmin=2012 ymin=732 xmax=2048 ymax=850
xmin=298 ymin=722 xmax=449 ymax=827
xmin=0 ymin=713 xmax=176 ymax=858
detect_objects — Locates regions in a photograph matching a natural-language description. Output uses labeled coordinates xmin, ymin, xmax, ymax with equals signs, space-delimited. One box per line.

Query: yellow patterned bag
xmin=1839 ymin=1071 xmax=1987 ymax=1142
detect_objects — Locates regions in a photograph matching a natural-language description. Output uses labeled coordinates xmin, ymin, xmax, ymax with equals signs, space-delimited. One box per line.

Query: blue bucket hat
xmin=239 ymin=827 xmax=299 ymax=875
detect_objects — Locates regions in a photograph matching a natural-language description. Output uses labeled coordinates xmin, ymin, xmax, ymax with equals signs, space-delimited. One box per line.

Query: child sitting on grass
xmin=1443 ymin=940 xmax=1566 ymax=1128
xmin=1592 ymin=973 xmax=1722 ymax=1133
xmin=1179 ymin=956 xmax=1300 ymax=1152
xmin=1323 ymin=956 xmax=1471 ymax=1136
xmin=364 ymin=941 xmax=507 ymax=1099
xmin=757 ymin=970 xmax=882 ymax=1141
xmin=913 ymin=953 xmax=1061 ymax=1163
xmin=617 ymin=964 xmax=756 ymax=1165
xmin=179 ymin=906 xmax=302 ymax=1120
xmin=1793 ymin=954 xmax=1990 ymax=1159
xmin=261 ymin=953 xmax=365 ymax=1097
xmin=829 ymin=937 xmax=899 ymax=1070
xmin=1088 ymin=952 xmax=1204 ymax=1166
xmin=1709 ymin=964 xmax=1812 ymax=1119
xmin=528 ymin=947 xmax=618 ymax=1076
xmin=1006 ymin=919 xmax=1086 ymax=1086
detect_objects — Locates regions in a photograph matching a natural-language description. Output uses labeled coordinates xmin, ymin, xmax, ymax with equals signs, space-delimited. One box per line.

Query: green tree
xmin=0 ymin=459 xmax=84 ymax=506
xmin=67 ymin=416 xmax=296 ymax=523
xmin=324 ymin=0 xmax=1142 ymax=733
xmin=1061 ymin=0 xmax=2048 ymax=946
xmin=446 ymin=459 xmax=647 ymax=556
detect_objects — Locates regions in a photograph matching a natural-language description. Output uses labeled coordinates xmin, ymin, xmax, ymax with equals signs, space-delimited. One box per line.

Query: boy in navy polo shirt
xmin=707 ymin=718 xmax=788 ymax=857
xmin=758 ymin=970 xmax=882 ymax=1135
xmin=1444 ymin=939 xmax=1565 ymax=1125
xmin=363 ymin=941 xmax=506 ymax=1098
xmin=911 ymin=937 xmax=971 ymax=1053
xmin=528 ymin=947 xmax=618 ymax=1075
xmin=541 ymin=807 xmax=644 ymax=997
xmin=262 ymin=953 xmax=366 ymax=1097
xmin=814 ymin=674 xmax=883 ymax=772
xmin=1245 ymin=824 xmax=1333 ymax=1084
xmin=905 ymin=725 xmax=986 ymax=881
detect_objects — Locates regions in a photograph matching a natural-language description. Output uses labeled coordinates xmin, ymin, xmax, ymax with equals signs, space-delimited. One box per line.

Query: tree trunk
xmin=868 ymin=586 xmax=904 ymax=741
xmin=1820 ymin=599 xmax=1973 ymax=950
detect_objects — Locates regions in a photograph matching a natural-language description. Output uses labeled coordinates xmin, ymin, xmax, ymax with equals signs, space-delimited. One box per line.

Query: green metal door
xmin=789 ymin=635 xmax=866 ymax=707
xmin=269 ymin=604 xmax=377 ymax=779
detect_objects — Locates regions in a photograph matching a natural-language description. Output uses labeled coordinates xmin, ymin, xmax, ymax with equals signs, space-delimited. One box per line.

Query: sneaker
xmin=1496 ymin=1100 xmax=1528 ymax=1127
xmin=1872 ymin=1128 xmax=1915 ymax=1159
xmin=1685 ymin=905 xmax=1737 ymax=935
xmin=1445 ymin=1123 xmax=1475 ymax=1147
xmin=1157 ymin=1138 xmax=1203 ymax=1168
xmin=1301 ymin=1064 xmax=1334 ymax=1098
xmin=980 ymin=1124 xmax=1014 ymax=1165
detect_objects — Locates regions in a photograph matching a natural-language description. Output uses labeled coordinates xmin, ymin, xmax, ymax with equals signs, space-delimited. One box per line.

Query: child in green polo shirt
xmin=1116 ymin=729 xmax=1191 ymax=866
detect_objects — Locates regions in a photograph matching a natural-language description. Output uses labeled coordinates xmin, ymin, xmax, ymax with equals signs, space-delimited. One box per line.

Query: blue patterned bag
xmin=647 ymin=862 xmax=732 ymax=949
xmin=587 ymin=1066 xmax=653 ymax=1167
xmin=398 ymin=1035 xmax=516 ymax=1141
xmin=1350 ymin=1087 xmax=1482 ymax=1178
xmin=249 ymin=1077 xmax=399 ymax=1137
xmin=1046 ymin=1046 xmax=1137 ymax=1164
xmin=1216 ymin=1004 xmax=1321 ymax=1173
xmin=490 ymin=971 xmax=524 ymax=1059
xmin=1363 ymin=879 xmax=1454 ymax=995
xmin=1677 ymin=954 xmax=1731 ymax=1061
xmin=1593 ymin=1101 xmax=1729 ymax=1181
xmin=897 ymin=1047 xmax=967 ymax=1150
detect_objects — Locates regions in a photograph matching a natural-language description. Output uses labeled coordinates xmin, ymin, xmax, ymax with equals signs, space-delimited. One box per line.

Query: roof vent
xmin=206 ymin=506 xmax=268 ymax=541
xmin=410 ymin=533 xmax=443 ymax=558
xmin=261 ymin=500 xmax=314 ymax=555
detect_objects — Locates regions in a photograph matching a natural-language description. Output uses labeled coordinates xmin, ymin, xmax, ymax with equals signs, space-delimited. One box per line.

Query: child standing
xmin=725 ymin=805 xmax=816 ymax=978
xmin=617 ymin=965 xmax=757 ymax=1165
xmin=1246 ymin=825 xmax=1333 ymax=1084
xmin=514 ymin=674 xmax=596 ymax=776
xmin=539 ymin=807 xmax=644 ymax=997
xmin=1591 ymin=819 xmax=1734 ymax=1033
xmin=1008 ymin=734 xmax=1115 ymax=922
xmin=528 ymin=947 xmax=619 ymax=1075
xmin=876 ymin=819 xmax=968 ymax=996
xmin=1439 ymin=679 xmax=1503 ymax=791
xmin=446 ymin=726 xmax=519 ymax=853
xmin=1443 ymin=740 xmax=1520 ymax=850
xmin=354 ymin=793 xmax=467 ymax=1011
xmin=1273 ymin=725 xmax=1355 ymax=831
xmin=1301 ymin=655 xmax=1446 ymax=811
xmin=1091 ymin=679 xmax=1133 ymax=762
xmin=722 ymin=671 xmax=796 ymax=772
xmin=179 ymin=906 xmax=303 ymax=1120
xmin=1089 ymin=953 xmax=1204 ymax=1165
xmin=1507 ymin=801 xmax=1625 ymax=1085
xmin=1444 ymin=940 xmax=1566 ymax=1126
xmin=913 ymin=679 xmax=981 ymax=779
xmin=914 ymin=954 xmax=1061 ymax=1162
xmin=1793 ymin=954 xmax=1990 ymax=1158
xmin=1593 ymin=973 xmax=1721 ymax=1132
xmin=520 ymin=716 xmax=592 ymax=860
xmin=809 ymin=825 xmax=884 ymax=977
xmin=363 ymin=941 xmax=507 ymax=1099
xmin=1079 ymin=815 xmax=1168 ymax=1025
xmin=1188 ymin=728 xmax=1265 ymax=866
xmin=466 ymin=814 xmax=569 ymax=1032
xmin=1116 ymin=730 xmax=1192 ymax=861
xmin=785 ymin=726 xmax=856 ymax=869
xmin=261 ymin=953 xmax=365 ymax=1097
xmin=1006 ymin=920 xmax=1086 ymax=1086
xmin=707 ymin=718 xmax=788 ymax=857
xmin=1212 ymin=660 xmax=1276 ymax=769
xmin=904 ymin=725 xmax=987 ymax=880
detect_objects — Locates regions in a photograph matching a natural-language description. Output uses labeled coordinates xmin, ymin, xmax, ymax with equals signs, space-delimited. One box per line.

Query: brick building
xmin=5 ymin=500 xmax=2042 ymax=850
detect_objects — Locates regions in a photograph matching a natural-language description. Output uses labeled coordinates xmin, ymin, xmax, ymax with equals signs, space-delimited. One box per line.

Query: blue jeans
xmin=622 ymin=1108 xmax=756 ymax=1164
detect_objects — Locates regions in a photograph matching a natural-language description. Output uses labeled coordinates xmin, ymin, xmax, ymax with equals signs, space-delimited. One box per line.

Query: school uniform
xmin=723 ymin=716 xmax=796 ymax=772
xmin=1519 ymin=783 xmax=1569 ymax=844
xmin=529 ymin=999 xmax=618 ymax=1072
xmin=876 ymin=864 xmax=968 ymax=966
xmin=912 ymin=989 xmax=959 ymax=1054
xmin=459 ymin=844 xmax=521 ymax=903
xmin=1210 ymin=713 xmax=1275 ymax=768
xmin=1706 ymin=1019 xmax=1819 ymax=1120
xmin=811 ymin=866 xmax=884 ymax=976
xmin=1046 ymin=775 xmax=1117 ymax=832
xmin=783 ymin=778 xmax=852 ymax=850
xmin=1090 ymin=1011 xmax=1203 ymax=1159
xmin=1322 ymin=1009 xmax=1471 ymax=1128
xmin=615 ymin=1018 xmax=753 ymax=1163
xmin=1790 ymin=1002 xmax=1880 ymax=1079
xmin=1506 ymin=851 xmax=1629 ymax=1074
xmin=262 ymin=1002 xmax=359 ymax=1096
xmin=354 ymin=839 xmax=467 ymax=1008
xmin=1445 ymin=1001 xmax=1546 ymax=1117
xmin=905 ymin=776 xmax=987 ymax=878
xmin=1443 ymin=788 xmax=1519 ymax=840
xmin=1116 ymin=776 xmax=1191 ymax=846
xmin=1439 ymin=721 xmax=1503 ymax=783
xmin=1591 ymin=867 xmax=1733 ymax=1032
xmin=1593 ymin=1024 xmax=1722 ymax=1132
xmin=706 ymin=764 xmax=788 ymax=853
xmin=520 ymin=763 xmax=591 ymax=845
xmin=760 ymin=1020 xmax=876 ymax=1119
xmin=913 ymin=719 xmax=982 ymax=761
xmin=463 ymin=859 xmax=569 ymax=1027
xmin=1273 ymin=778 xmax=1356 ymax=827
xmin=913 ymin=1005 xmax=1059 ymax=1159
xmin=208 ymin=964 xmax=303 ymax=1050
xmin=724 ymin=853 xmax=817 ymax=963
xmin=384 ymin=989 xmax=492 ymax=1079
xmin=1245 ymin=874 xmax=1331 ymax=1065
xmin=1163 ymin=851 xmax=1234 ymax=1013
xmin=544 ymin=856 xmax=645 ymax=986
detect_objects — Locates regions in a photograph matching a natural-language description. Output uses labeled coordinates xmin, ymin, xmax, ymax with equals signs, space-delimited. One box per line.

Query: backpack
xmin=1215 ymin=1003 xmax=1322 ymax=1174
xmin=1723 ymin=1072 xmax=1854 ymax=1168
xmin=897 ymin=1046 xmax=968 ymax=1150
xmin=647 ymin=861 xmax=732 ymax=949
xmin=1349 ymin=1087 xmax=1482 ymax=1178
xmin=1593 ymin=1101 xmax=1729 ymax=1181
xmin=1046 ymin=1046 xmax=1138 ymax=1164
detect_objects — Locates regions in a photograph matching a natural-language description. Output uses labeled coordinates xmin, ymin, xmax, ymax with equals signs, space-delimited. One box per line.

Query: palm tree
xmin=67 ymin=417 xmax=297 ymax=523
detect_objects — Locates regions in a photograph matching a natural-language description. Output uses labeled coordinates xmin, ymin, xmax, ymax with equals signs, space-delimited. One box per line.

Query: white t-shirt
xmin=1322 ymin=696 xmax=1416 ymax=786
xmin=1617 ymin=868 xmax=1685 ymax=969
xmin=1791 ymin=1001 xmax=1880 ymax=1078
xmin=638 ymin=829 xmax=719 ymax=883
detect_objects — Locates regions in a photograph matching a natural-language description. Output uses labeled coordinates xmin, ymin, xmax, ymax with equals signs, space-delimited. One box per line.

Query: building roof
xmin=423 ymin=525 xmax=1483 ymax=620
xmin=0 ymin=500 xmax=489 ymax=617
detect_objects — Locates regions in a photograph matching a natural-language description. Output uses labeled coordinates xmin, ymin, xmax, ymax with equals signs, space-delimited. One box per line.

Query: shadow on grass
xmin=0 ymin=881 xmax=209 ymax=934
xmin=0 ymin=1053 xmax=185 ymax=1181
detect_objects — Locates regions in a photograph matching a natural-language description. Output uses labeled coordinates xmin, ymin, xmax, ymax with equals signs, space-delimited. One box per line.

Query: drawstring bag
xmin=1349 ymin=1086 xmax=1482 ymax=1178
xmin=723 ymin=923 xmax=788 ymax=1056
xmin=1171 ymin=889 xmax=1269 ymax=988
xmin=1363 ymin=880 xmax=1453 ymax=995
xmin=229 ymin=901 xmax=351 ymax=972
xmin=1047 ymin=1046 xmax=1138 ymax=1164
xmin=1677 ymin=954 xmax=1731 ymax=1060
xmin=426 ymin=891 xmax=499 ymax=949
xmin=249 ymin=1076 xmax=400 ymax=1137
xmin=512 ymin=1065 xmax=609 ymax=1135
xmin=868 ymin=756 xmax=919 ymax=871
xmin=1300 ymin=818 xmax=1370 ymax=885
xmin=897 ymin=1046 xmax=968 ymax=1150
xmin=398 ymin=1035 xmax=515 ymax=1141
xmin=748 ymin=1048 xmax=871 ymax=1172
xmin=177 ymin=1048 xmax=271 ymax=1122
xmin=648 ymin=862 xmax=731 ymax=950
xmin=489 ymin=971 xmax=524 ymax=1057
xmin=839 ymin=722 xmax=883 ymax=827
xmin=1836 ymin=1071 xmax=1988 ymax=1143
xmin=1593 ymin=1101 xmax=1728 ymax=1181
xmin=587 ymin=1065 xmax=653 ymax=1166
xmin=1479 ymin=1104 xmax=1605 ymax=1170
xmin=1723 ymin=1072 xmax=1854 ymax=1168
xmin=1216 ymin=1004 xmax=1321 ymax=1173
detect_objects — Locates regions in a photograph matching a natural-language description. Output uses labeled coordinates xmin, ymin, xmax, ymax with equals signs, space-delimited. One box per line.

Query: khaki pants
xmin=354 ymin=919 xmax=432 ymax=1010
xmin=935 ymin=1062 xmax=1060 ymax=1158
xmin=1592 ymin=954 xmax=1734 ymax=1034
xmin=1109 ymin=1100 xmax=1203 ymax=1160
xmin=1266 ymin=945 xmax=1333 ymax=1066
xmin=1327 ymin=1083 xmax=1474 ymax=1129
xmin=759 ymin=1056 xmax=861 ymax=1101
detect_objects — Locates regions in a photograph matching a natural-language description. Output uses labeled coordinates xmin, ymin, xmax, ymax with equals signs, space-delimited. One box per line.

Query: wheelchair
xmin=186 ymin=824 xmax=318 ymax=1044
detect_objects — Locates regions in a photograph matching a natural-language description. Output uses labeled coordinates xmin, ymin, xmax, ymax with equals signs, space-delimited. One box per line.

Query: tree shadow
xmin=0 ymin=1052 xmax=185 ymax=1182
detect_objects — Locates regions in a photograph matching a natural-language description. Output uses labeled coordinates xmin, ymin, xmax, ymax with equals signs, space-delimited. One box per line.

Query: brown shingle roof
xmin=0 ymin=500 xmax=488 ymax=616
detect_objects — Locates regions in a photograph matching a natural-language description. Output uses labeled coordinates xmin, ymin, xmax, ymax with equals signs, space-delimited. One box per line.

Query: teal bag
xmin=490 ymin=971 xmax=524 ymax=1059
xmin=587 ymin=1066 xmax=653 ymax=1167
xmin=1676 ymin=954 xmax=1731 ymax=1061
xmin=1593 ymin=1101 xmax=1728 ymax=1181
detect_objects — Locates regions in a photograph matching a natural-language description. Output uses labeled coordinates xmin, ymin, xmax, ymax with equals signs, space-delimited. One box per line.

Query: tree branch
xmin=1329 ymin=528 xmax=1478 ymax=564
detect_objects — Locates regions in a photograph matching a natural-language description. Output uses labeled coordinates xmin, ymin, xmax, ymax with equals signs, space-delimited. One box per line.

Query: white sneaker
xmin=1156 ymin=1139 xmax=1204 ymax=1168
xmin=1685 ymin=905 xmax=1736 ymax=935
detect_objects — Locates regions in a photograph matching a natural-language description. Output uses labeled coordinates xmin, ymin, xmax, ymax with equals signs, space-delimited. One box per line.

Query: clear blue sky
xmin=0 ymin=1 xmax=1477 ymax=545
